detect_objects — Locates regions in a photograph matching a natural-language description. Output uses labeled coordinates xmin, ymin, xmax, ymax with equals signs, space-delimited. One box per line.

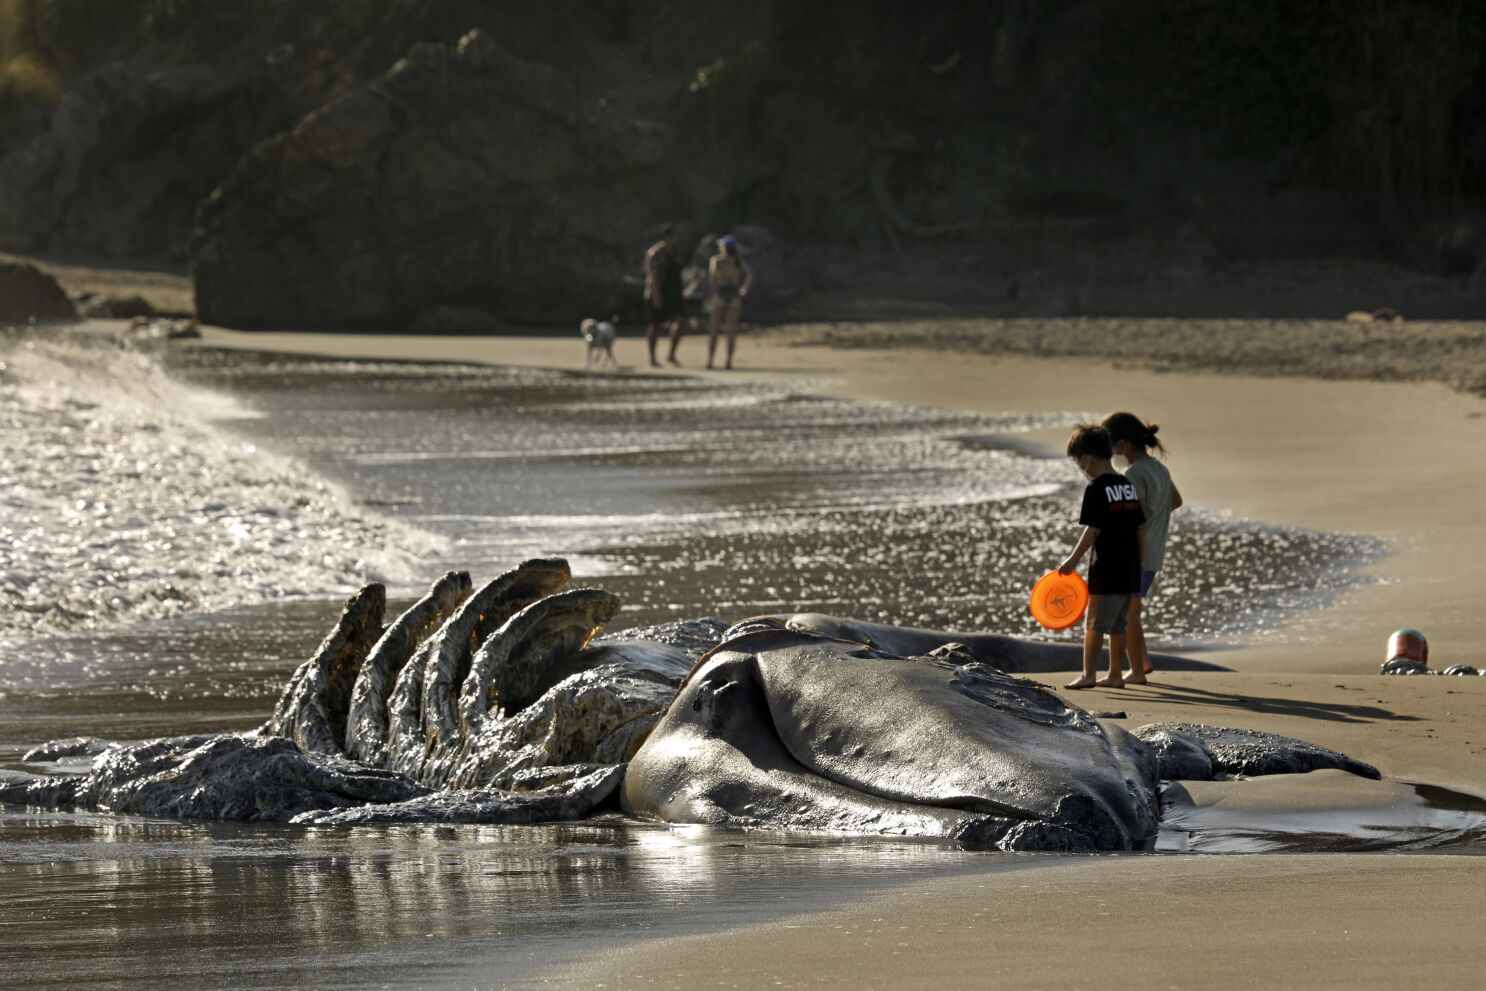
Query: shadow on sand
xmin=1118 ymin=680 xmax=1418 ymax=724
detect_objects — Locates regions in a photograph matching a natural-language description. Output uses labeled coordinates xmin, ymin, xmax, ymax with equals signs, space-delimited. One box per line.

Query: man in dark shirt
xmin=1057 ymin=424 xmax=1146 ymax=689
xmin=644 ymin=225 xmax=688 ymax=367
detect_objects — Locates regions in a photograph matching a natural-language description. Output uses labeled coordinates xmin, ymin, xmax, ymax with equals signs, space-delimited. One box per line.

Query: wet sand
xmin=183 ymin=321 xmax=1486 ymax=988
xmin=562 ymin=855 xmax=1486 ymax=990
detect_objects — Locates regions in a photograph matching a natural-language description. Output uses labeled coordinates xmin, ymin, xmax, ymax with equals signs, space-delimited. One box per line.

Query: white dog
xmin=580 ymin=316 xmax=619 ymax=369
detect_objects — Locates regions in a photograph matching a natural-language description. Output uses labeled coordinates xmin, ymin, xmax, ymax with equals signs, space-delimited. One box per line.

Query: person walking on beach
xmin=706 ymin=235 xmax=753 ymax=370
xmin=644 ymin=225 xmax=687 ymax=367
xmin=1103 ymin=411 xmax=1182 ymax=685
xmin=1057 ymin=424 xmax=1146 ymax=690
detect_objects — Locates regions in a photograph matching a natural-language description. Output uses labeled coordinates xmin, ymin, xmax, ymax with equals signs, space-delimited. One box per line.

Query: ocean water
xmin=0 ymin=333 xmax=1394 ymax=989
xmin=0 ymin=814 xmax=1019 ymax=990
xmin=0 ymin=336 xmax=433 ymax=651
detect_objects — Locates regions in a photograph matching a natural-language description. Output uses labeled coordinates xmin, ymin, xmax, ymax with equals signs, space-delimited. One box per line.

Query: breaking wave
xmin=0 ymin=334 xmax=438 ymax=648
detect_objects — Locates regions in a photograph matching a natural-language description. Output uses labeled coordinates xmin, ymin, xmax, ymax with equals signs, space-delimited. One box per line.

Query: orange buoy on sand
xmin=1386 ymin=628 xmax=1428 ymax=668
xmin=1029 ymin=571 xmax=1089 ymax=630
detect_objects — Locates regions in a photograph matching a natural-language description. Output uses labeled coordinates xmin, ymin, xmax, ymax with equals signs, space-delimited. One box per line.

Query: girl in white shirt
xmin=1102 ymin=411 xmax=1183 ymax=684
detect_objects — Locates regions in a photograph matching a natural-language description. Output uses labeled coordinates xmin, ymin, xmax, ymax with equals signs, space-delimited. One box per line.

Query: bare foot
xmin=1124 ymin=671 xmax=1148 ymax=685
xmin=649 ymin=359 xmax=660 ymax=368
xmin=1143 ymin=663 xmax=1154 ymax=675
xmin=1064 ymin=676 xmax=1097 ymax=690
xmin=667 ymin=356 xmax=681 ymax=366
xmin=1095 ymin=675 xmax=1125 ymax=688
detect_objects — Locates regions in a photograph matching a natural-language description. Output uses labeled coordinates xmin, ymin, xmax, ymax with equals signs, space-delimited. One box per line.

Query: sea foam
xmin=0 ymin=334 xmax=437 ymax=648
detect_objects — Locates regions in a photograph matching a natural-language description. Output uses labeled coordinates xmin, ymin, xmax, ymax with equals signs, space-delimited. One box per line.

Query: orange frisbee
xmin=1029 ymin=571 xmax=1089 ymax=630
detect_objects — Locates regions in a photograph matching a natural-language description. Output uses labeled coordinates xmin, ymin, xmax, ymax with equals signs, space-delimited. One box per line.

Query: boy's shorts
xmin=1090 ymin=593 xmax=1131 ymax=634
xmin=1138 ymin=570 xmax=1158 ymax=598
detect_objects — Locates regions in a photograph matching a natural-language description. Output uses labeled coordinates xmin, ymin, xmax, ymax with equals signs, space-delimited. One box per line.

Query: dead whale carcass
xmin=622 ymin=629 xmax=1162 ymax=851
xmin=1 ymin=561 xmax=700 ymax=824
xmin=3 ymin=562 xmax=1406 ymax=850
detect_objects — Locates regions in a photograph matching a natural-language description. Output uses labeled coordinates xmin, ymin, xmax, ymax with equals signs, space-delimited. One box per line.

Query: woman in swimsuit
xmin=706 ymin=236 xmax=754 ymax=370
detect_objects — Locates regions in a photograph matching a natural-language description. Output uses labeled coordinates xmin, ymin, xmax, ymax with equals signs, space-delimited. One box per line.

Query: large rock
xmin=0 ymin=61 xmax=288 ymax=258
xmin=191 ymin=29 xmax=683 ymax=330
xmin=0 ymin=261 xmax=77 ymax=324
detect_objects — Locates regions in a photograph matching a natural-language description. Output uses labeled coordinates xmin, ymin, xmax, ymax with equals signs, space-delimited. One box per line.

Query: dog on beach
xmin=580 ymin=316 xmax=619 ymax=369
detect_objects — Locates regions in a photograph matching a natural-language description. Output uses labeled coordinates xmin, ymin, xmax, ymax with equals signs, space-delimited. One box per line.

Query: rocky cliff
xmin=2 ymin=1 xmax=1484 ymax=327
xmin=192 ymin=30 xmax=680 ymax=328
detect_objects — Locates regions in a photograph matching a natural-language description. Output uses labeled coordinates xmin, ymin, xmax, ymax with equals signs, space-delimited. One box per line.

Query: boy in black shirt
xmin=1057 ymin=424 xmax=1146 ymax=689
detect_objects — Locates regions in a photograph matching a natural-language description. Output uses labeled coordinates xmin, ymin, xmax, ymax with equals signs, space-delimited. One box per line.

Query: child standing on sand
xmin=1102 ymin=411 xmax=1182 ymax=685
xmin=1057 ymin=424 xmax=1146 ymax=690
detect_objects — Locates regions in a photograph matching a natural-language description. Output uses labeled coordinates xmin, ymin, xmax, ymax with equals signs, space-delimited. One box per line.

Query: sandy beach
xmin=178 ymin=319 xmax=1486 ymax=987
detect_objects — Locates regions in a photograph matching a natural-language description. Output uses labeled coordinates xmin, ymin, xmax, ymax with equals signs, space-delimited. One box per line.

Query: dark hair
xmin=1065 ymin=423 xmax=1112 ymax=460
xmin=661 ymin=224 xmax=677 ymax=237
xmin=1101 ymin=411 xmax=1165 ymax=454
